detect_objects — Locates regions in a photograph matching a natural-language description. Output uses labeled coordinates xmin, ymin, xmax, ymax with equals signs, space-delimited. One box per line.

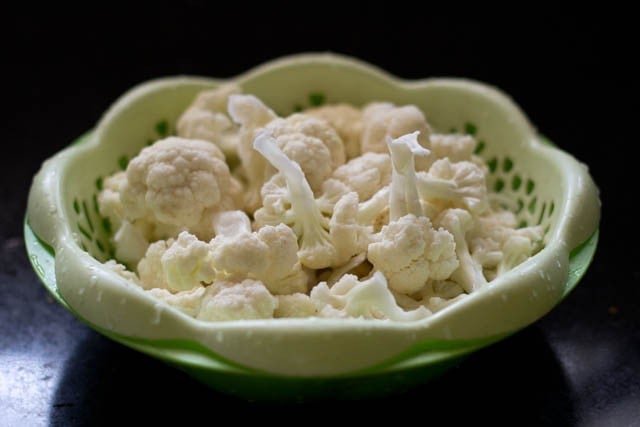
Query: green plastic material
xmin=25 ymin=53 xmax=600 ymax=399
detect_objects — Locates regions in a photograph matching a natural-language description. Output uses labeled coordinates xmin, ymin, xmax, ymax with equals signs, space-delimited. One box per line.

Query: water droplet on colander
xmin=78 ymin=288 xmax=85 ymax=296
xmin=556 ymin=260 xmax=562 ymax=268
xmin=96 ymin=290 xmax=103 ymax=302
xmin=215 ymin=331 xmax=224 ymax=343
xmin=152 ymin=304 xmax=163 ymax=325
xmin=89 ymin=275 xmax=98 ymax=286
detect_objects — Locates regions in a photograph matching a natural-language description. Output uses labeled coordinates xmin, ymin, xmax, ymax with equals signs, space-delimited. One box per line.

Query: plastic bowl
xmin=25 ymin=53 xmax=600 ymax=399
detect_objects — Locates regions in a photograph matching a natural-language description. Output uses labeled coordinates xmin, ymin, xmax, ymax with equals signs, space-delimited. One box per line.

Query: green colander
xmin=25 ymin=53 xmax=600 ymax=400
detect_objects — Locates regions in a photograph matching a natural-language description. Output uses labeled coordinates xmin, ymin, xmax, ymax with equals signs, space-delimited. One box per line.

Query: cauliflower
xmin=366 ymin=132 xmax=458 ymax=295
xmin=98 ymin=171 xmax=127 ymax=229
xmin=265 ymin=113 xmax=346 ymax=193
xmin=306 ymin=103 xmax=363 ymax=159
xmin=228 ymin=94 xmax=278 ymax=212
xmin=103 ymin=259 xmax=140 ymax=285
xmin=137 ymin=231 xmax=216 ymax=292
xmin=331 ymin=152 xmax=391 ymax=202
xmin=310 ymin=272 xmax=431 ymax=321
xmin=147 ymin=286 xmax=206 ymax=317
xmin=469 ymin=211 xmax=543 ymax=278
xmin=416 ymin=158 xmax=488 ymax=215
xmin=162 ymin=231 xmax=217 ymax=292
xmin=430 ymin=133 xmax=477 ymax=163
xmin=368 ymin=214 xmax=458 ymax=294
xmin=275 ymin=293 xmax=317 ymax=318
xmin=387 ymin=131 xmax=430 ymax=220
xmin=197 ymin=279 xmax=277 ymax=321
xmin=253 ymin=132 xmax=369 ymax=269
xmin=435 ymin=209 xmax=487 ymax=293
xmin=113 ymin=137 xmax=243 ymax=244
xmin=361 ymin=102 xmax=432 ymax=170
xmin=176 ymin=83 xmax=242 ymax=159
xmin=137 ymin=239 xmax=171 ymax=290
xmin=112 ymin=220 xmax=150 ymax=267
xmin=210 ymin=211 xmax=308 ymax=295
xmin=100 ymin=90 xmax=545 ymax=323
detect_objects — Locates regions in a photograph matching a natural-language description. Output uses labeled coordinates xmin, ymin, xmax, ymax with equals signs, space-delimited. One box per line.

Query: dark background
xmin=2 ymin=5 xmax=638 ymax=426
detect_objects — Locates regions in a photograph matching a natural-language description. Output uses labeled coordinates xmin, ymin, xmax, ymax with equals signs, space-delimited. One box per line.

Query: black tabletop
xmin=2 ymin=6 xmax=638 ymax=426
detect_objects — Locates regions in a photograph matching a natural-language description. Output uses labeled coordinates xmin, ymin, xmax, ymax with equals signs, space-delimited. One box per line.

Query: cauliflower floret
xmin=331 ymin=152 xmax=392 ymax=202
xmin=265 ymin=114 xmax=346 ymax=193
xmin=306 ymin=103 xmax=363 ymax=159
xmin=368 ymin=214 xmax=458 ymax=294
xmin=147 ymin=286 xmax=206 ymax=317
xmin=197 ymin=279 xmax=277 ymax=321
xmin=112 ymin=220 xmax=150 ymax=267
xmin=136 ymin=232 xmax=216 ymax=292
xmin=361 ymin=102 xmax=432 ymax=170
xmin=310 ymin=272 xmax=431 ymax=321
xmin=119 ymin=137 xmax=242 ymax=242
xmin=469 ymin=211 xmax=543 ymax=276
xmin=161 ymin=231 xmax=217 ymax=292
xmin=435 ymin=208 xmax=487 ymax=293
xmin=98 ymin=171 xmax=127 ymax=229
xmin=417 ymin=158 xmax=488 ymax=215
xmin=430 ymin=133 xmax=477 ymax=162
xmin=329 ymin=192 xmax=372 ymax=267
xmin=177 ymin=84 xmax=242 ymax=159
xmin=211 ymin=217 xmax=308 ymax=295
xmin=274 ymin=293 xmax=317 ymax=318
xmin=228 ymin=94 xmax=278 ymax=212
xmin=253 ymin=132 xmax=370 ymax=269
xmin=137 ymin=239 xmax=172 ymax=290
xmin=103 ymin=259 xmax=140 ymax=285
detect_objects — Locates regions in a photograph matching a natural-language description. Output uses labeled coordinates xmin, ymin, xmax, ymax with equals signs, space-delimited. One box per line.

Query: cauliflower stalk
xmin=253 ymin=131 xmax=369 ymax=269
xmin=367 ymin=132 xmax=459 ymax=295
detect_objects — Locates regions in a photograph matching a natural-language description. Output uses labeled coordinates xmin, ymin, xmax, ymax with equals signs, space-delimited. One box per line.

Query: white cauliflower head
xmin=331 ymin=152 xmax=392 ymax=202
xmin=367 ymin=214 xmax=458 ymax=295
xmin=211 ymin=220 xmax=308 ymax=295
xmin=429 ymin=133 xmax=477 ymax=163
xmin=137 ymin=239 xmax=172 ymax=290
xmin=329 ymin=192 xmax=372 ymax=267
xmin=435 ymin=208 xmax=487 ymax=293
xmin=361 ymin=102 xmax=432 ymax=169
xmin=146 ymin=286 xmax=206 ymax=317
xmin=120 ymin=137 xmax=243 ymax=240
xmin=265 ymin=113 xmax=346 ymax=193
xmin=136 ymin=231 xmax=216 ymax=292
xmin=197 ymin=279 xmax=277 ymax=321
xmin=306 ymin=103 xmax=363 ymax=160
xmin=176 ymin=84 xmax=242 ymax=159
xmin=161 ymin=231 xmax=217 ymax=292
xmin=275 ymin=293 xmax=317 ymax=318
xmin=228 ymin=94 xmax=278 ymax=212
xmin=417 ymin=158 xmax=488 ymax=215
xmin=310 ymin=272 xmax=431 ymax=321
